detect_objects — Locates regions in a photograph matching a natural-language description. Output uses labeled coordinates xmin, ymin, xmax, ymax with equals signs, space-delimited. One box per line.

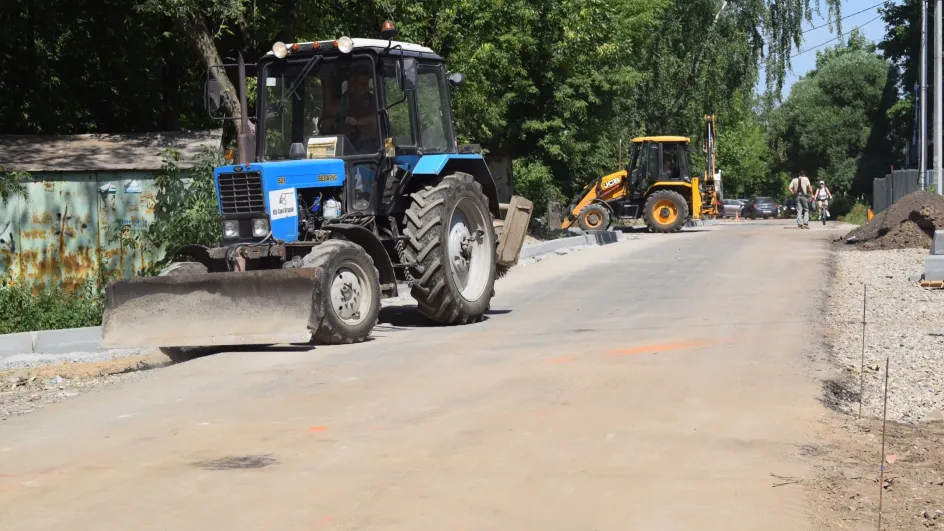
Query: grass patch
xmin=0 ymin=277 xmax=104 ymax=334
xmin=838 ymin=203 xmax=869 ymax=226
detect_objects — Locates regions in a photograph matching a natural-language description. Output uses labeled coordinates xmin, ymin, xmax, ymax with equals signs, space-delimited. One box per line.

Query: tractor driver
xmin=317 ymin=63 xmax=379 ymax=154
xmin=339 ymin=64 xmax=379 ymax=154
xmin=661 ymin=151 xmax=679 ymax=180
xmin=339 ymin=63 xmax=379 ymax=205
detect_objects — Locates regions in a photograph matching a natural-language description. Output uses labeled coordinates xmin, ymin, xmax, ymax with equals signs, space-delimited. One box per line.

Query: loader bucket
xmin=100 ymin=269 xmax=319 ymax=349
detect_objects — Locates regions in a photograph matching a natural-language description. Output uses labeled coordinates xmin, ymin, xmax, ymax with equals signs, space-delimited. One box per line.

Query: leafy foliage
xmin=144 ymin=147 xmax=224 ymax=270
xmin=0 ymin=276 xmax=104 ymax=333
xmin=0 ymin=168 xmax=30 ymax=203
xmin=766 ymin=31 xmax=900 ymax=198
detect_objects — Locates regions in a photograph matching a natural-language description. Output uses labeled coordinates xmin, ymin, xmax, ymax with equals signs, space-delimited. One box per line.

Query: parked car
xmin=721 ymin=199 xmax=745 ymax=218
xmin=742 ymin=197 xmax=780 ymax=219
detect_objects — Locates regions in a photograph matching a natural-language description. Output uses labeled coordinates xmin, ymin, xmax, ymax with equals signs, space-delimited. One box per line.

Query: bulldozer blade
xmin=100 ymin=269 xmax=319 ymax=349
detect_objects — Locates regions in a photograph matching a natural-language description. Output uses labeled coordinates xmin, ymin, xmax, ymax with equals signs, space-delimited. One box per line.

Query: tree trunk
xmin=174 ymin=15 xmax=254 ymax=135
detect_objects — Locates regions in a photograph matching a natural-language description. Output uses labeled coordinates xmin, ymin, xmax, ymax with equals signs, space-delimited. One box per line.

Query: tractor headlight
xmin=223 ymin=220 xmax=240 ymax=238
xmin=252 ymin=218 xmax=270 ymax=237
xmin=337 ymin=36 xmax=354 ymax=54
xmin=272 ymin=41 xmax=288 ymax=59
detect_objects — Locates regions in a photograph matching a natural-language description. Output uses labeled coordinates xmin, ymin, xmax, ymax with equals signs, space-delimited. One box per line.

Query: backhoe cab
xmin=559 ymin=117 xmax=723 ymax=233
xmin=100 ymin=22 xmax=534 ymax=361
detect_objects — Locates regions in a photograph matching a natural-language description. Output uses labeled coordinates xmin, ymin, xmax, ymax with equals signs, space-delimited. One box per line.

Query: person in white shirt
xmin=814 ymin=180 xmax=832 ymax=224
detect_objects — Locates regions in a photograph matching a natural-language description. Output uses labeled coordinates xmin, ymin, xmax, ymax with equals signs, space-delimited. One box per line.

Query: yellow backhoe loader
xmin=557 ymin=116 xmax=722 ymax=233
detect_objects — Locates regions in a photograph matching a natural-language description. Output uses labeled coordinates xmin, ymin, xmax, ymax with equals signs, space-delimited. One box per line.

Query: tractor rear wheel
xmin=156 ymin=262 xmax=220 ymax=364
xmin=403 ymin=172 xmax=497 ymax=325
xmin=304 ymin=240 xmax=381 ymax=344
xmin=577 ymin=203 xmax=610 ymax=231
xmin=643 ymin=190 xmax=689 ymax=233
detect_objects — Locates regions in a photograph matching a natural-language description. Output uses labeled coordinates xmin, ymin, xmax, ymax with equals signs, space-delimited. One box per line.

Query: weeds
xmin=0 ymin=275 xmax=105 ymax=334
xmin=839 ymin=203 xmax=869 ymax=225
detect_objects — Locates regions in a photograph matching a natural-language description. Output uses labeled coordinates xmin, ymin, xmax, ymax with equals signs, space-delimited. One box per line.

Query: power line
xmin=791 ymin=13 xmax=885 ymax=58
xmin=801 ymin=1 xmax=888 ymax=35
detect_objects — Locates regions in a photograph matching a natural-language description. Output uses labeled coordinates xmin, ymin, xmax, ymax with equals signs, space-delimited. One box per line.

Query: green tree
xmin=767 ymin=31 xmax=900 ymax=198
xmin=716 ymin=95 xmax=770 ymax=197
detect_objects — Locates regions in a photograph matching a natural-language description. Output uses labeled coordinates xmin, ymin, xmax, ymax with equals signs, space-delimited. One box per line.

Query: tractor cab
xmin=205 ymin=30 xmax=473 ymax=246
xmin=626 ymin=136 xmax=693 ymax=199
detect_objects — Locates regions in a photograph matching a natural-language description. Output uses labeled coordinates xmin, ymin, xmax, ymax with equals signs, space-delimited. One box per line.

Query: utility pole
xmin=935 ymin=0 xmax=943 ymax=193
xmin=921 ymin=0 xmax=929 ymax=188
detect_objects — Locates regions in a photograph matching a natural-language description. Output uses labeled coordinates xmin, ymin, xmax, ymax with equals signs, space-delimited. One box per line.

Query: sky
xmin=756 ymin=0 xmax=889 ymax=98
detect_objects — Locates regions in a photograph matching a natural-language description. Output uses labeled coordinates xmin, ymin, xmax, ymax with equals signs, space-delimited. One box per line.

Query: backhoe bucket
xmin=100 ymin=269 xmax=319 ymax=349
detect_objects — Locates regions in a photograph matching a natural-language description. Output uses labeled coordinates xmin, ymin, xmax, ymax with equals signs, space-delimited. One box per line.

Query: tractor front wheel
xmin=643 ymin=190 xmax=689 ymax=233
xmin=577 ymin=203 xmax=611 ymax=231
xmin=304 ymin=240 xmax=381 ymax=344
xmin=404 ymin=172 xmax=497 ymax=325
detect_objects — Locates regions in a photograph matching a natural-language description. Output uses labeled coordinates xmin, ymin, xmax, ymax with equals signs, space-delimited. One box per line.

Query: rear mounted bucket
xmin=101 ymin=269 xmax=319 ymax=349
xmin=497 ymin=195 xmax=534 ymax=268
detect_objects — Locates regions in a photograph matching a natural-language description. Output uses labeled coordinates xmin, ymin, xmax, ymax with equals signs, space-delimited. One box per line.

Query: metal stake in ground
xmin=877 ymin=355 xmax=890 ymax=531
xmin=859 ymin=284 xmax=868 ymax=419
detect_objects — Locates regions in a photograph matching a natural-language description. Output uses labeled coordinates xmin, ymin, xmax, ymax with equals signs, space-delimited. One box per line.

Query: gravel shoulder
xmin=825 ymin=247 xmax=944 ymax=423
xmin=0 ymin=352 xmax=168 ymax=421
xmin=807 ymin=245 xmax=944 ymax=530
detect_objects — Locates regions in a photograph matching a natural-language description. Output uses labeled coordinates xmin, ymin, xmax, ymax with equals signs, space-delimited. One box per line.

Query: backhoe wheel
xmin=156 ymin=262 xmax=218 ymax=364
xmin=643 ymin=190 xmax=689 ymax=233
xmin=404 ymin=172 xmax=497 ymax=325
xmin=304 ymin=239 xmax=381 ymax=345
xmin=577 ymin=203 xmax=611 ymax=231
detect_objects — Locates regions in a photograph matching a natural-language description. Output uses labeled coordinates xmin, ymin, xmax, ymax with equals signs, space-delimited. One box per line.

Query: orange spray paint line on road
xmin=611 ymin=338 xmax=730 ymax=357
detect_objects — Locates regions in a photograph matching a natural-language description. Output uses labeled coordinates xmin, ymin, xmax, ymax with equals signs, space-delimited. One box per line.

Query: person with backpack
xmin=814 ymin=180 xmax=832 ymax=224
xmin=788 ymin=170 xmax=813 ymax=229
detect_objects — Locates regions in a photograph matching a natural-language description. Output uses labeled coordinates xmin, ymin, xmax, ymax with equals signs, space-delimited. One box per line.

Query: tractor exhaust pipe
xmin=237 ymin=51 xmax=253 ymax=165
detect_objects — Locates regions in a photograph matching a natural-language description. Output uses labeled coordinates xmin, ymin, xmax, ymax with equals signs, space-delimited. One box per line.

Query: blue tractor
xmin=101 ymin=22 xmax=533 ymax=361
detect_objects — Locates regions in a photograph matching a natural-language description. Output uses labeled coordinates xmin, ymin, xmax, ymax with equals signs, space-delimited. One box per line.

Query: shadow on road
xmin=378 ymin=306 xmax=509 ymax=329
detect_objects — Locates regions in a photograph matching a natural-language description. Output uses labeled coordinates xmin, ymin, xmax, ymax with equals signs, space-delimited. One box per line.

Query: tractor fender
xmin=325 ymin=223 xmax=398 ymax=298
xmin=591 ymin=199 xmax=617 ymax=216
xmin=409 ymin=154 xmax=501 ymax=219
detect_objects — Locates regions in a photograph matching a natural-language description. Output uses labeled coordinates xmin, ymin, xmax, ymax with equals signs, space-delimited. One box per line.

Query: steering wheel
xmin=344 ymin=116 xmax=361 ymax=142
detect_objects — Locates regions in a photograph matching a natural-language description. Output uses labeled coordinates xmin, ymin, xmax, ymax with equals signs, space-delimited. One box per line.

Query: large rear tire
xmin=304 ymin=240 xmax=381 ymax=344
xmin=577 ymin=203 xmax=610 ymax=231
xmin=156 ymin=262 xmax=219 ymax=364
xmin=643 ymin=190 xmax=689 ymax=233
xmin=403 ymin=172 xmax=497 ymax=325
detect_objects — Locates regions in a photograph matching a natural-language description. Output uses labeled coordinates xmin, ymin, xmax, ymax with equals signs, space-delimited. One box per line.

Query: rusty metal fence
xmin=0 ymin=172 xmax=161 ymax=292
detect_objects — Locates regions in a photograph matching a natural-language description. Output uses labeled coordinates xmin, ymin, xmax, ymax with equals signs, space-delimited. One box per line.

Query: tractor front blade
xmin=100 ymin=269 xmax=318 ymax=349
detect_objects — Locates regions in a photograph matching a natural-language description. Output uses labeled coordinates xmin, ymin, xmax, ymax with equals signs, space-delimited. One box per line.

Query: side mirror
xmin=205 ymin=79 xmax=222 ymax=112
xmin=399 ymin=58 xmax=418 ymax=91
xmin=447 ymin=72 xmax=465 ymax=88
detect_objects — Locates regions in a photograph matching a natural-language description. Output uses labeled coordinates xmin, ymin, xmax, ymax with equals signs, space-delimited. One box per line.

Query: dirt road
xmin=0 ymin=223 xmax=840 ymax=530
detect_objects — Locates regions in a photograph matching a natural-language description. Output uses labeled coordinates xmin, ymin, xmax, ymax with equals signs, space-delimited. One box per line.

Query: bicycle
xmin=816 ymin=199 xmax=830 ymax=225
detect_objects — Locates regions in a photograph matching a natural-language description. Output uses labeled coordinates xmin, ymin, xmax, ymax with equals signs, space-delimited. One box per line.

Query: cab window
xmin=661 ymin=144 xmax=682 ymax=180
xmin=382 ymin=60 xmax=414 ymax=145
xmin=416 ymin=66 xmax=451 ymax=152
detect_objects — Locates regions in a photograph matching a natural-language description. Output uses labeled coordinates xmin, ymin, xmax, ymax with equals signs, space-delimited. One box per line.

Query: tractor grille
xmin=218 ymin=172 xmax=265 ymax=214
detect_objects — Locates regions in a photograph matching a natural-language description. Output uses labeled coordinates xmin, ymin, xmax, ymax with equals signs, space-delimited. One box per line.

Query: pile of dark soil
xmin=845 ymin=191 xmax=944 ymax=250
